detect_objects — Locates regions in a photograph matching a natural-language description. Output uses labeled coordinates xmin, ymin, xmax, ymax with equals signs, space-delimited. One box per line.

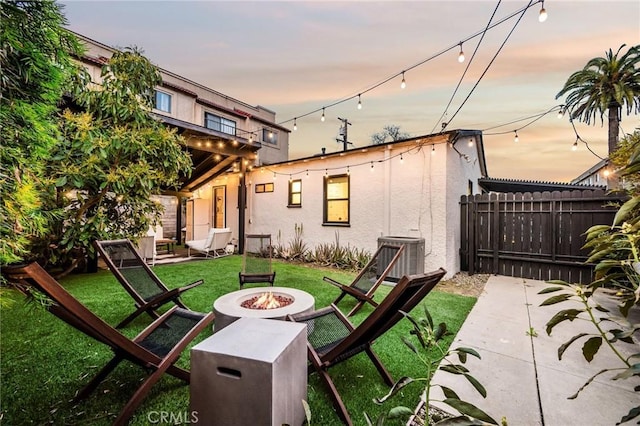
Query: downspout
xmin=238 ymin=160 xmax=247 ymax=254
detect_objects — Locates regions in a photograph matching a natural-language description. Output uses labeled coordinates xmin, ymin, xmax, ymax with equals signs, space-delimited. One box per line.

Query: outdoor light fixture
xmin=293 ymin=118 xmax=297 ymax=131
xmin=603 ymin=169 xmax=610 ymax=177
xmin=357 ymin=94 xmax=362 ymax=110
xmin=458 ymin=43 xmax=465 ymax=63
xmin=321 ymin=108 xmax=326 ymax=122
xmin=539 ymin=1 xmax=548 ymax=22
xmin=514 ymin=131 xmax=519 ymax=143
xmin=268 ymin=130 xmax=274 ymax=139
xmin=400 ymin=72 xmax=406 ymax=89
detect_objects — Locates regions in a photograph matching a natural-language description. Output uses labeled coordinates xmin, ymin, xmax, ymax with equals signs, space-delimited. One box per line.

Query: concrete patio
xmin=430 ymin=275 xmax=639 ymax=426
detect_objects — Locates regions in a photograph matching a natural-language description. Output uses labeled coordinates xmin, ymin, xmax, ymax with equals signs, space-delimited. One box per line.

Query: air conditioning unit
xmin=377 ymin=236 xmax=425 ymax=282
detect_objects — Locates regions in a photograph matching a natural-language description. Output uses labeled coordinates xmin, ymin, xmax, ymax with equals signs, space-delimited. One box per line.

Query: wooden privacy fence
xmin=460 ymin=189 xmax=623 ymax=284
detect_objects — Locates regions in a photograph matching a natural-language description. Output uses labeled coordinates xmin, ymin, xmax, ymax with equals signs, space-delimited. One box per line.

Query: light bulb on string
xmin=557 ymin=107 xmax=564 ymax=119
xmin=458 ymin=43 xmax=465 ymax=63
xmin=572 ymin=140 xmax=578 ymax=151
xmin=347 ymin=166 xmax=350 ymax=175
xmin=321 ymin=108 xmax=325 ymax=122
xmin=306 ymin=169 xmax=309 ymax=178
xmin=268 ymin=130 xmax=274 ymax=139
xmin=400 ymin=153 xmax=404 ymax=164
xmin=603 ymin=168 xmax=610 ymax=177
xmin=400 ymin=72 xmax=406 ymax=89
xmin=468 ymin=138 xmax=474 ymax=147
xmin=431 ymin=144 xmax=435 ymax=155
xmin=514 ymin=131 xmax=519 ymax=143
xmin=370 ymin=161 xmax=374 ymax=172
xmin=538 ymin=1 xmax=547 ymax=22
xmin=357 ymin=94 xmax=362 ymax=110
xmin=289 ymin=174 xmax=292 ymax=182
xmin=273 ymin=172 xmax=277 ymax=179
xmin=293 ymin=118 xmax=297 ymax=131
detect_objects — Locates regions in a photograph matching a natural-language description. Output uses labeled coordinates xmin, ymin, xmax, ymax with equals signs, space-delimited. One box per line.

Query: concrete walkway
xmin=430 ymin=275 xmax=639 ymax=426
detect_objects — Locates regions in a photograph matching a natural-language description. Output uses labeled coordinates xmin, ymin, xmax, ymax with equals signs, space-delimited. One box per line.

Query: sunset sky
xmin=60 ymin=1 xmax=640 ymax=182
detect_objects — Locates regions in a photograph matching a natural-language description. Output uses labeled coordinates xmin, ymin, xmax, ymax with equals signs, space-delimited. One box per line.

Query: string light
xmin=557 ymin=106 xmax=564 ymax=119
xmin=306 ymin=169 xmax=309 ymax=178
xmin=431 ymin=144 xmax=435 ymax=155
xmin=357 ymin=94 xmax=362 ymax=110
xmin=347 ymin=165 xmax=350 ymax=175
xmin=268 ymin=129 xmax=274 ymax=139
xmin=249 ymin=133 xmax=253 ymax=143
xmin=603 ymin=169 xmax=610 ymax=177
xmin=370 ymin=161 xmax=374 ymax=171
xmin=514 ymin=131 xmax=519 ymax=143
xmin=538 ymin=1 xmax=548 ymax=22
xmin=293 ymin=118 xmax=297 ymax=131
xmin=289 ymin=174 xmax=292 ymax=182
xmin=400 ymin=153 xmax=404 ymax=164
xmin=400 ymin=72 xmax=406 ymax=89
xmin=273 ymin=172 xmax=277 ymax=179
xmin=273 ymin=2 xmax=542 ymax=131
xmin=468 ymin=138 xmax=474 ymax=147
xmin=572 ymin=140 xmax=578 ymax=151
xmin=321 ymin=108 xmax=325 ymax=122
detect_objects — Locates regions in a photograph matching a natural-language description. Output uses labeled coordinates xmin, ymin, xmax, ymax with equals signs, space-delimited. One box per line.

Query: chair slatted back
xmin=95 ymin=239 xmax=167 ymax=302
xmin=351 ymin=244 xmax=404 ymax=293
xmin=325 ymin=268 xmax=446 ymax=362
xmin=2 ymin=263 xmax=161 ymax=361
xmin=242 ymin=234 xmax=273 ymax=275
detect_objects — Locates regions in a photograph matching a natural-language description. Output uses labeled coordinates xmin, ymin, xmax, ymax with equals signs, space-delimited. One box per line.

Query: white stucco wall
xmin=241 ymin=134 xmax=483 ymax=278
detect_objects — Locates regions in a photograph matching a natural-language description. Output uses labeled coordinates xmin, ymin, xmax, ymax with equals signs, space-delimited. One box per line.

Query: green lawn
xmin=0 ymin=256 xmax=476 ymax=425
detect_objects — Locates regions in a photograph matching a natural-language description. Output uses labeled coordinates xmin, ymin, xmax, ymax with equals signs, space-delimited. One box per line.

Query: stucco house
xmin=245 ymin=131 xmax=487 ymax=278
xmin=75 ymin=32 xmax=487 ymax=277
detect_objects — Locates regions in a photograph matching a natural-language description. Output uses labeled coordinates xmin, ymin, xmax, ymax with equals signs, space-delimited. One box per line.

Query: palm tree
xmin=556 ymin=44 xmax=640 ymax=156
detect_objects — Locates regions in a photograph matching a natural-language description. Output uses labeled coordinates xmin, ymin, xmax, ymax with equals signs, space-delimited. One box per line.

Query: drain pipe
xmin=238 ymin=160 xmax=247 ymax=254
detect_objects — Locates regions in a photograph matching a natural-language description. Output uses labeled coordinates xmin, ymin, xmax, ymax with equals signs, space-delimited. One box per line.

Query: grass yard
xmin=0 ymin=256 xmax=476 ymax=425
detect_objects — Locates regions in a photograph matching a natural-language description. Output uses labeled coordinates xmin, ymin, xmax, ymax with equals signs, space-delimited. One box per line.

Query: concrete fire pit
xmin=213 ymin=287 xmax=315 ymax=332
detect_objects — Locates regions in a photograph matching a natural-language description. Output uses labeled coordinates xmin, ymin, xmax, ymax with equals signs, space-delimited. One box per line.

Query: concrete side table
xmin=190 ymin=317 xmax=308 ymax=426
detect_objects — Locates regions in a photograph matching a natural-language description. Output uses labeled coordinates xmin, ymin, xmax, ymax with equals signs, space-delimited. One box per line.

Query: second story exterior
xmin=73 ymin=31 xmax=290 ymax=194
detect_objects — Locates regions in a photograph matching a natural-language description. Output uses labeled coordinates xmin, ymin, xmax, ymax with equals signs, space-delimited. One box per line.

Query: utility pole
xmin=337 ymin=117 xmax=352 ymax=151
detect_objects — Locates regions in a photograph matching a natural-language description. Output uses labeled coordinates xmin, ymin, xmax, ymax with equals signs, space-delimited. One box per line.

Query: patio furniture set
xmin=3 ymin=236 xmax=446 ymax=425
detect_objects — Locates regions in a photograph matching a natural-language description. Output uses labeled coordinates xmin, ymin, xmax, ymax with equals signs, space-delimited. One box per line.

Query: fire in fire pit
xmin=241 ymin=291 xmax=293 ymax=310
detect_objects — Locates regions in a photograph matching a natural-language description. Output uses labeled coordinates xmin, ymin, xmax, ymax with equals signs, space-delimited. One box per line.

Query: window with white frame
xmin=205 ymin=112 xmax=236 ymax=136
xmin=154 ymin=90 xmax=172 ymax=113
xmin=324 ymin=174 xmax=349 ymax=225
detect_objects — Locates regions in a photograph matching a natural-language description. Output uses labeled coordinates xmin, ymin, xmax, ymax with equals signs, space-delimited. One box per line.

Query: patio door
xmin=186 ymin=198 xmax=210 ymax=241
xmin=212 ymin=186 xmax=226 ymax=228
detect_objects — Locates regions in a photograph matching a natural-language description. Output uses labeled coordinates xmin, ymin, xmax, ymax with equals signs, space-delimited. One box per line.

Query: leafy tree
xmin=0 ymin=0 xmax=82 ymax=266
xmin=371 ymin=124 xmax=411 ymax=145
xmin=48 ymin=48 xmax=192 ymax=270
xmin=556 ymin=45 xmax=640 ymax=157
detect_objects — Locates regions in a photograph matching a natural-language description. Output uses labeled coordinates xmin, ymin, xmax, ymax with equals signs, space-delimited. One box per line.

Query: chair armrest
xmin=146 ymin=280 xmax=204 ymax=307
xmin=323 ymin=276 xmax=344 ymax=287
xmin=178 ymin=279 xmax=205 ymax=292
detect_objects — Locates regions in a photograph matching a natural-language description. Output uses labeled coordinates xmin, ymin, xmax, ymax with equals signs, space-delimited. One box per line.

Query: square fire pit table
xmin=190 ymin=317 xmax=307 ymax=426
xmin=213 ymin=287 xmax=315 ymax=333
